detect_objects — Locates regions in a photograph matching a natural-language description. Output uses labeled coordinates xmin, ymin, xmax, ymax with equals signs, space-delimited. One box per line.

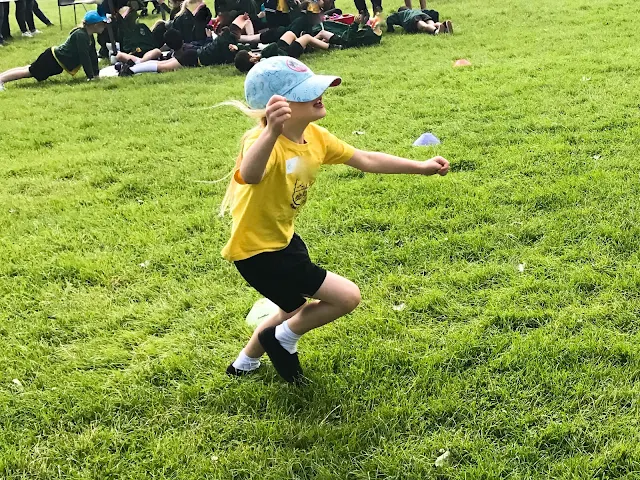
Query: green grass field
xmin=2 ymin=0 xmax=640 ymax=477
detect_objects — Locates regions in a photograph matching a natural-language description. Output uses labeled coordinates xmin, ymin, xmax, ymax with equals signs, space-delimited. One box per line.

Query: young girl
xmin=223 ymin=56 xmax=450 ymax=383
xmin=0 ymin=11 xmax=108 ymax=91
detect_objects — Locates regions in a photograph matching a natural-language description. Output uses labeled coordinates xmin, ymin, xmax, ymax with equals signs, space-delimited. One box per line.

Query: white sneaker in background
xmin=22 ymin=31 xmax=33 ymax=37
xmin=30 ymin=29 xmax=43 ymax=34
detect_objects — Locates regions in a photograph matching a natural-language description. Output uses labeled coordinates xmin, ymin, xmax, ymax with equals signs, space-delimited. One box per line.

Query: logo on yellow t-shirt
xmin=291 ymin=180 xmax=309 ymax=209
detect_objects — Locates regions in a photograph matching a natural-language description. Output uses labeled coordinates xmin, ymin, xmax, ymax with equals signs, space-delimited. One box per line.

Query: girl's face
xmin=288 ymin=96 xmax=326 ymax=123
xmin=91 ymin=22 xmax=107 ymax=34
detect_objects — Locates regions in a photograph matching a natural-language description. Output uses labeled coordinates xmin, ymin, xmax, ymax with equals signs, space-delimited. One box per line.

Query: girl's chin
xmin=312 ymin=108 xmax=327 ymax=120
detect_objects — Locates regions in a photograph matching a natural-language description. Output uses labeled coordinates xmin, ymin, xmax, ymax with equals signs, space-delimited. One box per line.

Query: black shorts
xmin=260 ymin=26 xmax=286 ymax=44
xmin=265 ymin=11 xmax=290 ymax=29
xmin=407 ymin=13 xmax=432 ymax=32
xmin=234 ymin=233 xmax=327 ymax=313
xmin=278 ymin=39 xmax=304 ymax=58
xmin=229 ymin=22 xmax=242 ymax=39
xmin=29 ymin=48 xmax=64 ymax=82
xmin=175 ymin=46 xmax=199 ymax=66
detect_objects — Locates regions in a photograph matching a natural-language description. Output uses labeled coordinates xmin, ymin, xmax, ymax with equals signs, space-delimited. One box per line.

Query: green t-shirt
xmin=386 ymin=9 xmax=430 ymax=32
xmin=52 ymin=28 xmax=98 ymax=78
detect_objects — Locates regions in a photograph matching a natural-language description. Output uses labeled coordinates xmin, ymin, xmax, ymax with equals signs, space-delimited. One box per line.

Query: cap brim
xmin=282 ymin=75 xmax=341 ymax=103
xmin=87 ymin=16 xmax=110 ymax=23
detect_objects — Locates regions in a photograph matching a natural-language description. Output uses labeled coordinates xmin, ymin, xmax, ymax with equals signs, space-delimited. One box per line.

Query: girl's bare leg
xmin=244 ymin=17 xmax=254 ymax=35
xmin=314 ymin=30 xmax=334 ymax=43
xmin=279 ymin=30 xmax=297 ymax=44
xmin=238 ymin=33 xmax=261 ymax=43
xmin=243 ymin=271 xmax=361 ymax=358
xmin=417 ymin=19 xmax=437 ymax=34
xmin=156 ymin=57 xmax=182 ymax=72
xmin=0 ymin=66 xmax=33 ymax=83
xmin=296 ymin=34 xmax=329 ymax=50
xmin=232 ymin=13 xmax=251 ymax=32
xmin=141 ymin=48 xmax=163 ymax=61
xmin=116 ymin=51 xmax=140 ymax=63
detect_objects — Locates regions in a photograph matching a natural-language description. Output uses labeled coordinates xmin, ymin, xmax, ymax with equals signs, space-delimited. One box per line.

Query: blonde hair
xmin=176 ymin=0 xmax=203 ymax=16
xmin=217 ymin=101 xmax=267 ymax=216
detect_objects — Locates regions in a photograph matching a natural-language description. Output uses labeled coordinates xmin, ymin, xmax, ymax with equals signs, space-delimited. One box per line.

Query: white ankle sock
xmin=232 ymin=349 xmax=261 ymax=372
xmin=275 ymin=321 xmax=302 ymax=354
xmin=130 ymin=61 xmax=158 ymax=74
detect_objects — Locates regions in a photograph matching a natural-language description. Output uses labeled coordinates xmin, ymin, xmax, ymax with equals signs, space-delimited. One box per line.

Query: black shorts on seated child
xmin=234 ymin=233 xmax=327 ymax=313
xmin=29 ymin=48 xmax=64 ymax=81
xmin=277 ymin=39 xmax=304 ymax=58
xmin=174 ymin=45 xmax=200 ymax=66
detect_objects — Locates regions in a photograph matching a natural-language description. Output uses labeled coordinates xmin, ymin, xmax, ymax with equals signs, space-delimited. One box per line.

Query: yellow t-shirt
xmin=221 ymin=123 xmax=356 ymax=261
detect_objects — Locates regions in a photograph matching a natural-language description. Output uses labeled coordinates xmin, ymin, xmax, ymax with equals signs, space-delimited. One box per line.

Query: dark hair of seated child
xmin=234 ymin=50 xmax=255 ymax=73
xmin=164 ymin=28 xmax=185 ymax=51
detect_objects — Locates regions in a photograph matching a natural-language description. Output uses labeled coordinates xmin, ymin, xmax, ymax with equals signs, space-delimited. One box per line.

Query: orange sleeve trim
xmin=234 ymin=169 xmax=247 ymax=185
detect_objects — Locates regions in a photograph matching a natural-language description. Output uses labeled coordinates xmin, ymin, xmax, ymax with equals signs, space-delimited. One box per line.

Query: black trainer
xmin=358 ymin=10 xmax=370 ymax=26
xmin=118 ymin=63 xmax=135 ymax=77
xmin=258 ymin=326 xmax=303 ymax=383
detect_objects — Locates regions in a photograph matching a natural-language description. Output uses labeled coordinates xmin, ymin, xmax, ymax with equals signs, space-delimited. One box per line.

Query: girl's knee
xmin=341 ymin=284 xmax=361 ymax=313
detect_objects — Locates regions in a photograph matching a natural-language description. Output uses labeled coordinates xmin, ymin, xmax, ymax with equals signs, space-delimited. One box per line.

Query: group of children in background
xmin=0 ymin=0 xmax=453 ymax=90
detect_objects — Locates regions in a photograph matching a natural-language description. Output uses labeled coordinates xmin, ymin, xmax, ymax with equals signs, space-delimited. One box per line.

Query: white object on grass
xmin=139 ymin=260 xmax=151 ymax=268
xmin=392 ymin=303 xmax=406 ymax=312
xmin=99 ymin=65 xmax=119 ymax=78
xmin=435 ymin=450 xmax=450 ymax=467
xmin=246 ymin=298 xmax=279 ymax=328
xmin=518 ymin=263 xmax=526 ymax=273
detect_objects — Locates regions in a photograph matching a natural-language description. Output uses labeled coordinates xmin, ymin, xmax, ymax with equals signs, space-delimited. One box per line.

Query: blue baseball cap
xmin=244 ymin=56 xmax=341 ymax=110
xmin=84 ymin=10 xmax=109 ymax=24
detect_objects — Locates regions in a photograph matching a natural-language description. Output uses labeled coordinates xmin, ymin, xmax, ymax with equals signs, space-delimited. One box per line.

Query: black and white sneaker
xmin=118 ymin=60 xmax=137 ymax=77
xmin=226 ymin=364 xmax=259 ymax=377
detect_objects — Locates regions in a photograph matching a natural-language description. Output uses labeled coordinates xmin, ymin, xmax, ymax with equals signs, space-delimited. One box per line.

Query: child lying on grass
xmin=386 ymin=6 xmax=452 ymax=35
xmin=233 ymin=29 xmax=340 ymax=72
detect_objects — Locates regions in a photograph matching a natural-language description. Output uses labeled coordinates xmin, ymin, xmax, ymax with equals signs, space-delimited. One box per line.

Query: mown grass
xmin=2 ymin=0 xmax=640 ymax=477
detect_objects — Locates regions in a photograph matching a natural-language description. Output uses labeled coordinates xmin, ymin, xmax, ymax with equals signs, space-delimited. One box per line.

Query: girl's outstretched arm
xmin=346 ymin=149 xmax=450 ymax=176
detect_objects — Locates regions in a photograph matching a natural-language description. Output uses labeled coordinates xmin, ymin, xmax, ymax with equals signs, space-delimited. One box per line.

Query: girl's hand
xmin=265 ymin=95 xmax=291 ymax=135
xmin=422 ymin=156 xmax=450 ymax=176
